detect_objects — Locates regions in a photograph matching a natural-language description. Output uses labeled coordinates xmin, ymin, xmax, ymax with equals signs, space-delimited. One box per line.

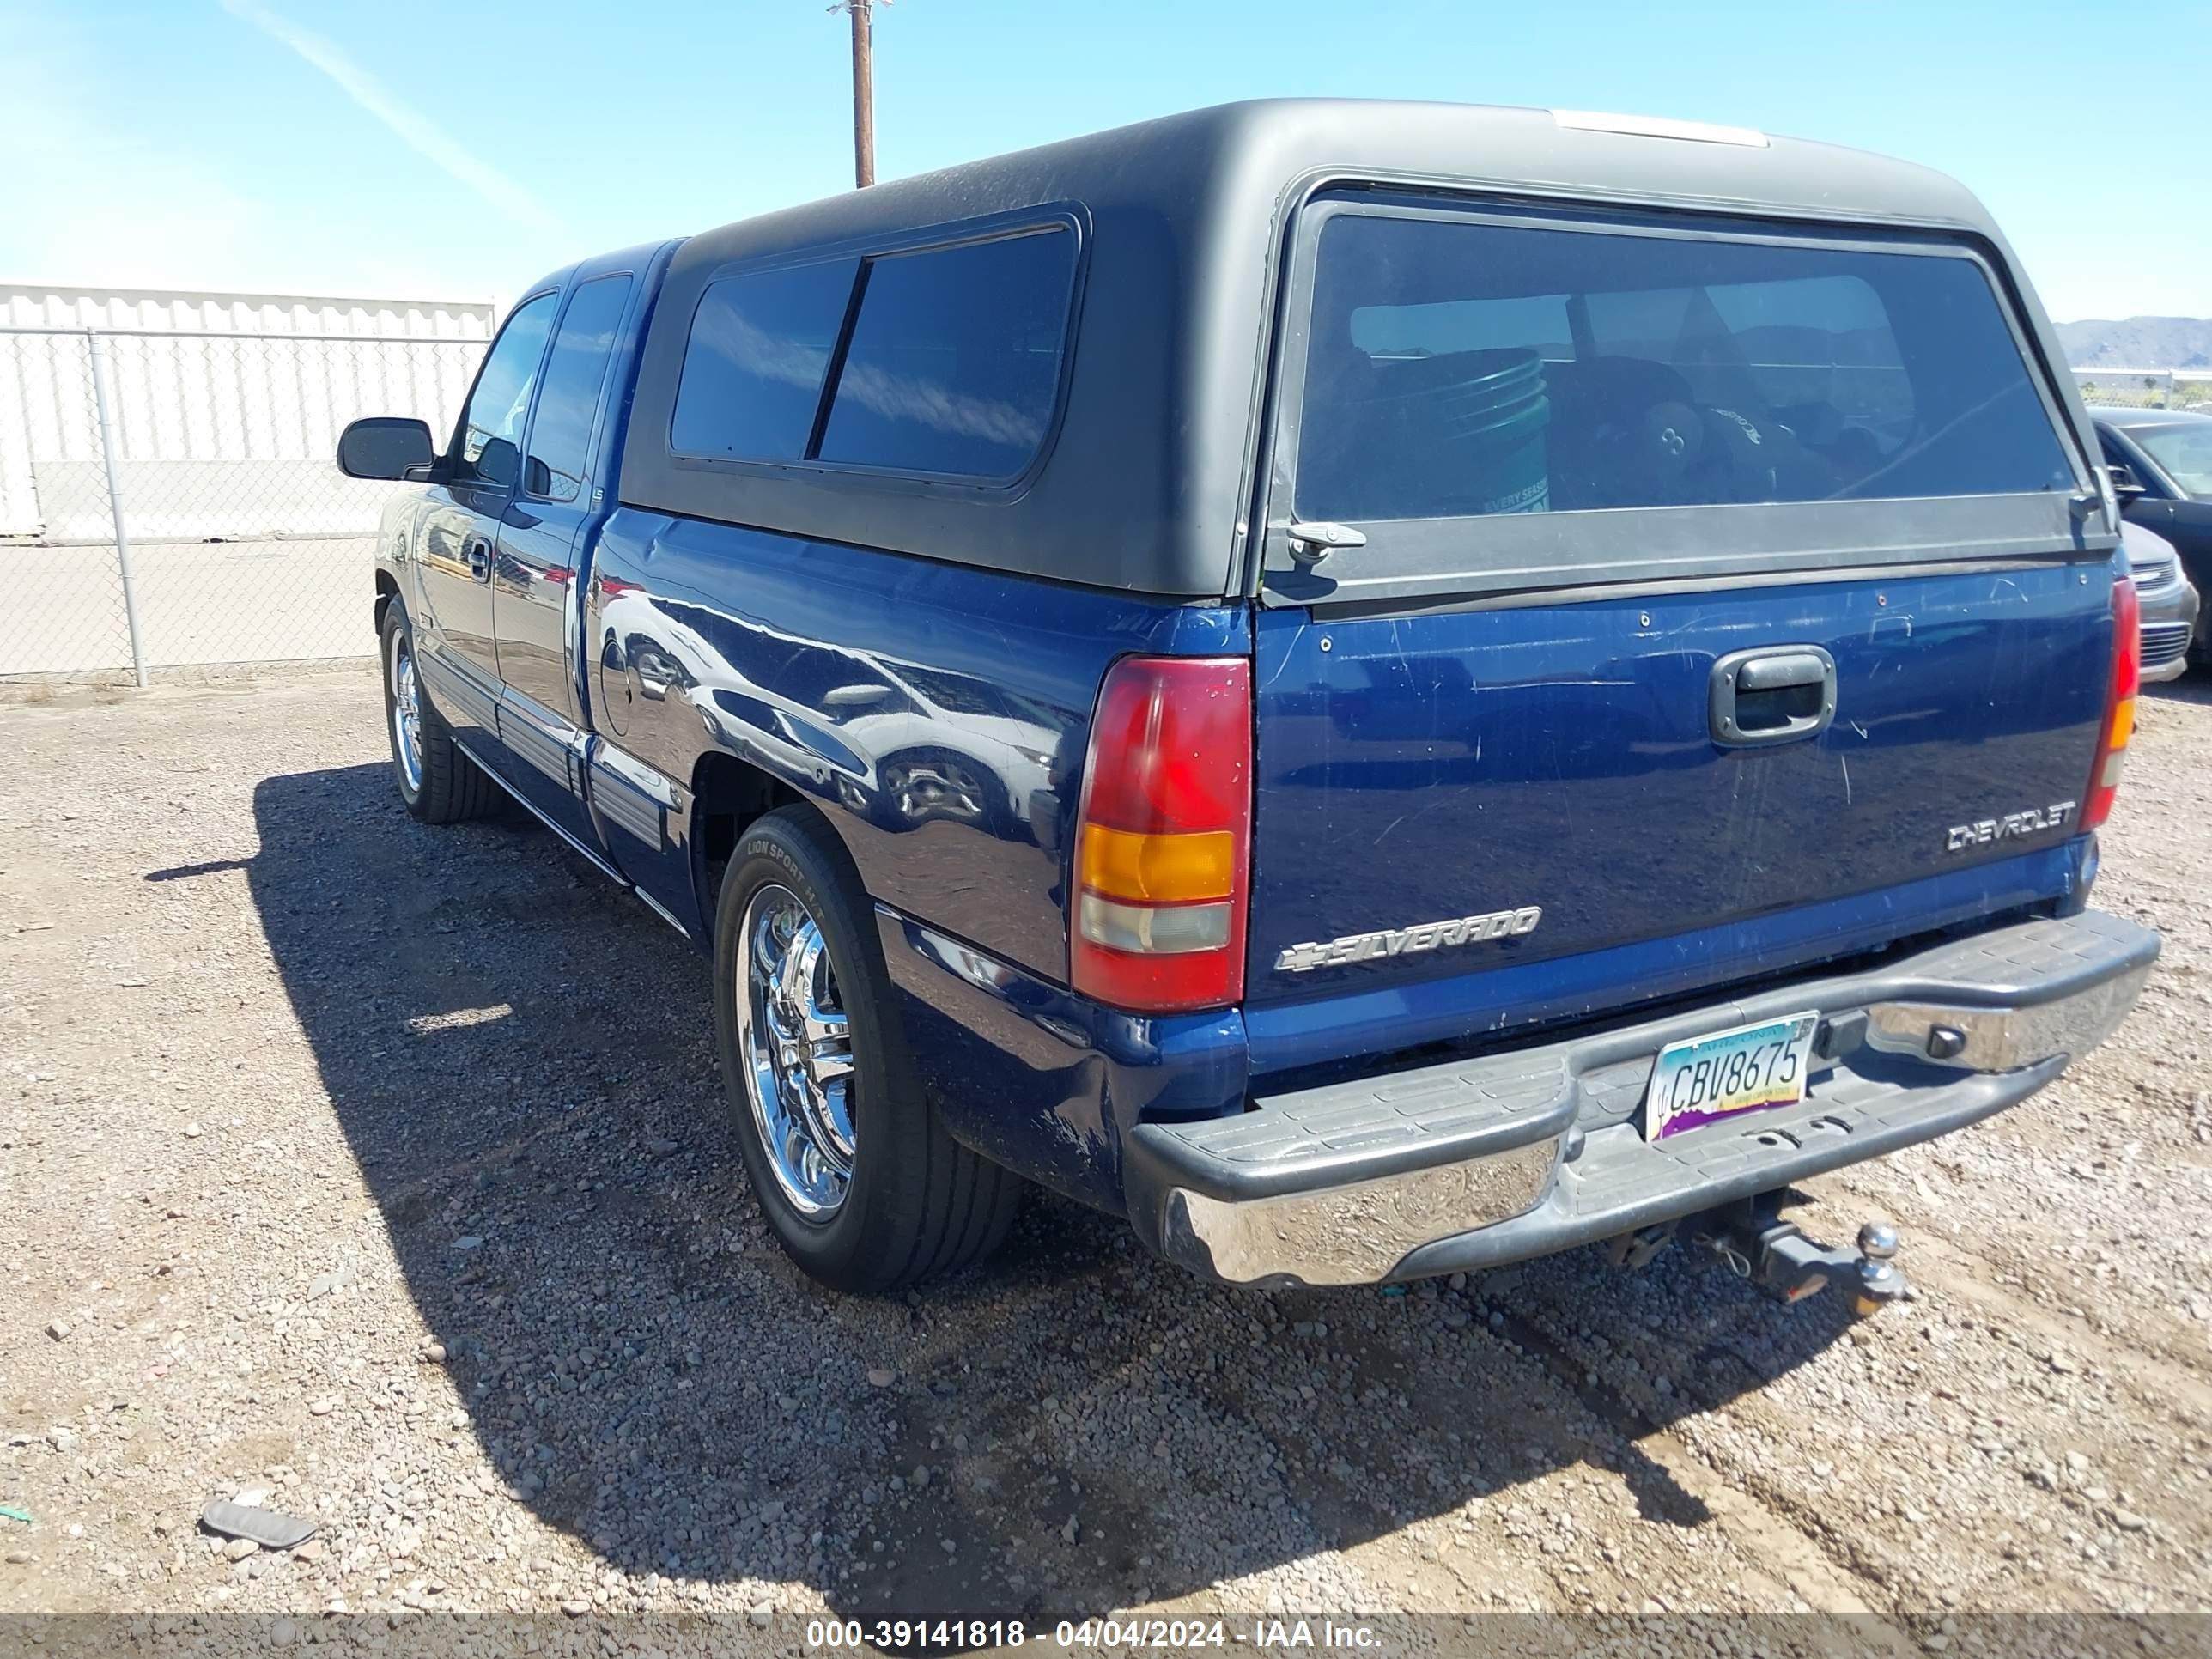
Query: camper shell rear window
xmin=1268 ymin=192 xmax=2088 ymax=608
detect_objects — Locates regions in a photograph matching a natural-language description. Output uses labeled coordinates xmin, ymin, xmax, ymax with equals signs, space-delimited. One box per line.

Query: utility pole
xmin=834 ymin=0 xmax=877 ymax=188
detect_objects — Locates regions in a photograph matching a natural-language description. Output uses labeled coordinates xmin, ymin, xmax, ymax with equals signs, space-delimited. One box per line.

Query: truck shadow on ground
xmin=224 ymin=762 xmax=1862 ymax=1622
xmin=2146 ymin=669 xmax=2212 ymax=708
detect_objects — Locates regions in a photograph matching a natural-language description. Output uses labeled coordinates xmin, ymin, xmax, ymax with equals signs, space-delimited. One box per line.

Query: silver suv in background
xmin=2122 ymin=520 xmax=2199 ymax=682
xmin=2096 ymin=407 xmax=2212 ymax=669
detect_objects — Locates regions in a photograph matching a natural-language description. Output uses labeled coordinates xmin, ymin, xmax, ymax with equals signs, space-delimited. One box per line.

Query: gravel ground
xmin=1 ymin=665 xmax=2209 ymax=1645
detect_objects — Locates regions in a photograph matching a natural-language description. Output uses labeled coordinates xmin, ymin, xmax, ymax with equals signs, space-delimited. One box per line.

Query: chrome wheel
xmin=389 ymin=629 xmax=423 ymax=794
xmin=736 ymin=883 xmax=856 ymax=1217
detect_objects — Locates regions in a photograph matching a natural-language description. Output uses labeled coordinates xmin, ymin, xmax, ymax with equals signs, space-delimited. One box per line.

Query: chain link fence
xmin=3 ymin=326 xmax=2203 ymax=687
xmin=2072 ymin=366 xmax=2212 ymax=412
xmin=2 ymin=326 xmax=485 ymax=684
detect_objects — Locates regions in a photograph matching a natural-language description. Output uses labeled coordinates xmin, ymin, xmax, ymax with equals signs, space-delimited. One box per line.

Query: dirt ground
xmin=1 ymin=665 xmax=2208 ymax=1648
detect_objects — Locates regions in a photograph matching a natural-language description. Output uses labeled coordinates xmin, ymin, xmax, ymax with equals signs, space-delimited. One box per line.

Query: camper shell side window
xmin=666 ymin=218 xmax=1082 ymax=489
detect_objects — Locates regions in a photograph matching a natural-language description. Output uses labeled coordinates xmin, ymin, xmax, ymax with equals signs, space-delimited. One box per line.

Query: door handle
xmin=1710 ymin=645 xmax=1837 ymax=747
xmin=465 ymin=537 xmax=493 ymax=583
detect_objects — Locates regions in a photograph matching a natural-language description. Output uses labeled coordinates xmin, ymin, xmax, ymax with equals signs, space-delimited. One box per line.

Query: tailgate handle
xmin=1711 ymin=645 xmax=1836 ymax=748
xmin=1736 ymin=652 xmax=1826 ymax=693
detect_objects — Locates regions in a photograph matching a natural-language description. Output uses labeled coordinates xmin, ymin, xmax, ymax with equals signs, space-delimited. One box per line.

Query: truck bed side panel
xmin=584 ymin=507 xmax=1248 ymax=979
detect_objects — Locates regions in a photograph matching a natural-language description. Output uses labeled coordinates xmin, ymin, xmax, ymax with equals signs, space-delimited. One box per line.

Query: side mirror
xmin=337 ymin=416 xmax=434 ymax=480
xmin=474 ymin=436 xmax=520 ymax=490
xmin=2108 ymin=463 xmax=2148 ymax=501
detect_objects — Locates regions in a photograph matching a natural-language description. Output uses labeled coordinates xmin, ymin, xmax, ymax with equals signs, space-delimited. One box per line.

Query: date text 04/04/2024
xmin=802 ymin=1617 xmax=1385 ymax=1649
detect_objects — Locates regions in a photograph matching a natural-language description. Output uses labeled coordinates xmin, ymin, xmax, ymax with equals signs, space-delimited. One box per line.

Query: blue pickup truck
xmin=339 ymin=100 xmax=2157 ymax=1300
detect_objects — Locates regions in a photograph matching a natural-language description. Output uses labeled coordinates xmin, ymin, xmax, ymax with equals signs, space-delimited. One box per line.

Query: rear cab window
xmin=1271 ymin=195 xmax=2087 ymax=605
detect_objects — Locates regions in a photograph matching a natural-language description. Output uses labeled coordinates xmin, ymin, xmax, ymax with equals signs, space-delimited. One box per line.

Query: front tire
xmin=713 ymin=805 xmax=1020 ymax=1291
xmin=381 ymin=603 xmax=497 ymax=824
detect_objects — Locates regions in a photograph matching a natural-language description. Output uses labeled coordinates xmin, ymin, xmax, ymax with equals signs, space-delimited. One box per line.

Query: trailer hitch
xmin=1689 ymin=1204 xmax=1906 ymax=1316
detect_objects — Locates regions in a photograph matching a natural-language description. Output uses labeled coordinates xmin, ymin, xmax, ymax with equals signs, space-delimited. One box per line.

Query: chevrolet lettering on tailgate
xmin=1946 ymin=799 xmax=2077 ymax=854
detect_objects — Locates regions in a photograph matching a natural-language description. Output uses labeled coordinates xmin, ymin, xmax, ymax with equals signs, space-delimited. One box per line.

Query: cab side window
xmin=525 ymin=276 xmax=635 ymax=502
xmin=452 ymin=291 xmax=560 ymax=490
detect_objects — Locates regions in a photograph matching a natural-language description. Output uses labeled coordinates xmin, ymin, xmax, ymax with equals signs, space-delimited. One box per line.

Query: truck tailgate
xmin=1246 ymin=564 xmax=2110 ymax=1054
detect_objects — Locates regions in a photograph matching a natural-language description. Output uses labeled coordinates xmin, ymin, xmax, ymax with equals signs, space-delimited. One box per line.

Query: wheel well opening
xmin=691 ymin=752 xmax=800 ymax=922
xmin=374 ymin=570 xmax=398 ymax=635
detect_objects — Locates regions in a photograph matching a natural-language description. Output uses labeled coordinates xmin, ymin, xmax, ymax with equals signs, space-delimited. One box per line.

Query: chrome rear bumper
xmin=1122 ymin=909 xmax=2156 ymax=1289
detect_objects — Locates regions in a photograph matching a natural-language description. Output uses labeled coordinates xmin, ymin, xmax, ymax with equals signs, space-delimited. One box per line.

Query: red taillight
xmin=1071 ymin=656 xmax=1251 ymax=1013
xmin=2082 ymin=574 xmax=2140 ymax=832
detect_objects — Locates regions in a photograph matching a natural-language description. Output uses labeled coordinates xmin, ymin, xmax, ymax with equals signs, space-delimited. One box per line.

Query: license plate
xmin=1644 ymin=1012 xmax=1820 ymax=1141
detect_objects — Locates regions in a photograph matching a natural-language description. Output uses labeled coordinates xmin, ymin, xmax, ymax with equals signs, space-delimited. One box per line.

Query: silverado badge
xmin=1274 ymin=906 xmax=1542 ymax=973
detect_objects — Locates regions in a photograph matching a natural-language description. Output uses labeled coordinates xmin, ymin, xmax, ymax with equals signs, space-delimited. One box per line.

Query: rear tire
xmin=381 ymin=602 xmax=497 ymax=825
xmin=713 ymin=805 xmax=1020 ymax=1291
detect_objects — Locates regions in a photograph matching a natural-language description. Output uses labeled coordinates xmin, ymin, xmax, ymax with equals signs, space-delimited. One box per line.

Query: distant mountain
xmin=2056 ymin=316 xmax=2212 ymax=369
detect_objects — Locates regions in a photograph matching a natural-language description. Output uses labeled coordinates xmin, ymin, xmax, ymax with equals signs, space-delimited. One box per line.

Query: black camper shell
xmin=618 ymin=98 xmax=2109 ymax=608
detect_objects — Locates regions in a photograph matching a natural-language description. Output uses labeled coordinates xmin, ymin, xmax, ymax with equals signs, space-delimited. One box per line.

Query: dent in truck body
xmin=574 ymin=502 xmax=1261 ymax=1212
xmin=876 ymin=909 xmax=1250 ymax=1212
xmin=869 ymin=837 xmax=2093 ymax=1216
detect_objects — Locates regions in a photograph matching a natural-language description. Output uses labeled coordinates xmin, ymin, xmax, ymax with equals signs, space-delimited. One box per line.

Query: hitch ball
xmin=1854 ymin=1220 xmax=1905 ymax=1316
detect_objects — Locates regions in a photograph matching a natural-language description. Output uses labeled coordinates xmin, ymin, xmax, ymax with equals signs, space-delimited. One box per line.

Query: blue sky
xmin=3 ymin=0 xmax=2206 ymax=322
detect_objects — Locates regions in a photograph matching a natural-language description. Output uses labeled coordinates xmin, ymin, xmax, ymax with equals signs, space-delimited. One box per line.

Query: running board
xmin=451 ymin=735 xmax=690 ymax=940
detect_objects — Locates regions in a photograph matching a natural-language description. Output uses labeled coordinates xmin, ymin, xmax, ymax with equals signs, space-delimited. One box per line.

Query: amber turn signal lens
xmin=1076 ymin=825 xmax=1236 ymax=905
xmin=2082 ymin=574 xmax=2138 ymax=832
